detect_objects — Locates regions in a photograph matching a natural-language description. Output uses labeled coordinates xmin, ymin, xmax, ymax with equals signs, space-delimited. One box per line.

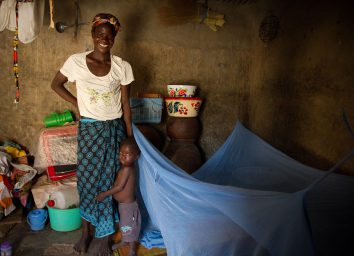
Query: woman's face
xmin=92 ymin=23 xmax=116 ymax=54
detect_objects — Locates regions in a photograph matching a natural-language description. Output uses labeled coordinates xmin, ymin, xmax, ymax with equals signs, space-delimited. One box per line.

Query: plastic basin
xmin=47 ymin=205 xmax=81 ymax=232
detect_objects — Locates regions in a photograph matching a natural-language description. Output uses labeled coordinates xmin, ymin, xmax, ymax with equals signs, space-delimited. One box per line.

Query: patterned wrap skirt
xmin=77 ymin=117 xmax=126 ymax=238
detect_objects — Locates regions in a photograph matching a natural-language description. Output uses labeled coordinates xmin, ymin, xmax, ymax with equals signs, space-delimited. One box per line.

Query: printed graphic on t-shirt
xmin=86 ymin=88 xmax=115 ymax=108
xmin=85 ymin=78 xmax=120 ymax=111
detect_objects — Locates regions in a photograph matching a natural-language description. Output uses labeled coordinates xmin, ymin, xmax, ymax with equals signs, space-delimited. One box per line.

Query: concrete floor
xmin=0 ymin=208 xmax=86 ymax=256
xmin=0 ymin=208 xmax=166 ymax=256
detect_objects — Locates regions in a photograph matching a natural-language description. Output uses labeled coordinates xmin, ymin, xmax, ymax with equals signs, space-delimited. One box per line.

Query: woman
xmin=51 ymin=13 xmax=134 ymax=255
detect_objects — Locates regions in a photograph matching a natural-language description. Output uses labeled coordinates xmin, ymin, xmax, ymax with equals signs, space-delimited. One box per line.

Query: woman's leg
xmin=73 ymin=218 xmax=92 ymax=253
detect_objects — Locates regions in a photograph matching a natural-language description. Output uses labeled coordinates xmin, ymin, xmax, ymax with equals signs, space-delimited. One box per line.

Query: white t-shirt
xmin=60 ymin=51 xmax=134 ymax=121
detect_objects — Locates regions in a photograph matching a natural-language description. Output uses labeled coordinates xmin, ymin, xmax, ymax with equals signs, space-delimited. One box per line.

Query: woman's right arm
xmin=51 ymin=71 xmax=78 ymax=109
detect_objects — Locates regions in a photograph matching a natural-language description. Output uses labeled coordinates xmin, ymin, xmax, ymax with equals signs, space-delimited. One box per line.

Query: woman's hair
xmin=91 ymin=13 xmax=121 ymax=37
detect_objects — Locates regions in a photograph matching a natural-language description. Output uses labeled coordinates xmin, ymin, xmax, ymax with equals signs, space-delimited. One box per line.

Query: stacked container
xmin=164 ymin=85 xmax=203 ymax=117
xmin=163 ymin=85 xmax=204 ymax=174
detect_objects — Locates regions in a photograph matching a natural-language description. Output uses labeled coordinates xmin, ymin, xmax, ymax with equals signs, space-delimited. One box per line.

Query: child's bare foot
xmin=97 ymin=236 xmax=112 ymax=256
xmin=128 ymin=250 xmax=137 ymax=256
xmin=73 ymin=235 xmax=92 ymax=254
xmin=112 ymin=241 xmax=128 ymax=250
xmin=128 ymin=241 xmax=137 ymax=256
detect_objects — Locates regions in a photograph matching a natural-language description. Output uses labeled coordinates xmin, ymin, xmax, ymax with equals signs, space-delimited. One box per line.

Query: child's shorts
xmin=119 ymin=201 xmax=141 ymax=242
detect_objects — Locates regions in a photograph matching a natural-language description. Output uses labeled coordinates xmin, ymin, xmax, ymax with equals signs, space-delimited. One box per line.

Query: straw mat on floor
xmin=112 ymin=231 xmax=166 ymax=256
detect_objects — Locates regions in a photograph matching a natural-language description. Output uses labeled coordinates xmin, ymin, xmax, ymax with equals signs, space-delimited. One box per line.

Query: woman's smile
xmin=92 ymin=23 xmax=115 ymax=53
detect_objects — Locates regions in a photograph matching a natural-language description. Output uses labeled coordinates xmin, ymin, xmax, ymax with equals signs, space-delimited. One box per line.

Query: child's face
xmin=119 ymin=145 xmax=138 ymax=166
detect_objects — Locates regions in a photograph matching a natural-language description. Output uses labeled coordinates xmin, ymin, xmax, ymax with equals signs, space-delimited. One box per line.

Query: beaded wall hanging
xmin=13 ymin=0 xmax=34 ymax=103
xmin=13 ymin=1 xmax=20 ymax=103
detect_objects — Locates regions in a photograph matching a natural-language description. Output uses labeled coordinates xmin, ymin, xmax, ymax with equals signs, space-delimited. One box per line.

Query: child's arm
xmin=96 ymin=168 xmax=131 ymax=201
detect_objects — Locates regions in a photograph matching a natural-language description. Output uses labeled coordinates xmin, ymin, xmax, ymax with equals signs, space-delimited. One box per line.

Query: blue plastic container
xmin=27 ymin=209 xmax=47 ymax=231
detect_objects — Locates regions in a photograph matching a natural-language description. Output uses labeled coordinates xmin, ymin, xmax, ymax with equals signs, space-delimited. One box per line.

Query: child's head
xmin=119 ymin=137 xmax=140 ymax=166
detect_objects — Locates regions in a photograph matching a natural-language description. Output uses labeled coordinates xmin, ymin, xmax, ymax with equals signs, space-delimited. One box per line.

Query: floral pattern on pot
xmin=168 ymin=87 xmax=196 ymax=97
xmin=191 ymin=102 xmax=201 ymax=112
xmin=167 ymin=101 xmax=188 ymax=115
xmin=165 ymin=97 xmax=202 ymax=117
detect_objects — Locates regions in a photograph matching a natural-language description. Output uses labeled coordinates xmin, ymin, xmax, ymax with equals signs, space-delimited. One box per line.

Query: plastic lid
xmin=28 ymin=209 xmax=47 ymax=219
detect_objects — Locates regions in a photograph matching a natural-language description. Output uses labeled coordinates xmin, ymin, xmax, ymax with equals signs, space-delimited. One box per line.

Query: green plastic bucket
xmin=47 ymin=206 xmax=81 ymax=232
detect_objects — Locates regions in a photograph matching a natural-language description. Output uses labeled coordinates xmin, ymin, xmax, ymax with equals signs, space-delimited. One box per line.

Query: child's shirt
xmin=60 ymin=51 xmax=134 ymax=121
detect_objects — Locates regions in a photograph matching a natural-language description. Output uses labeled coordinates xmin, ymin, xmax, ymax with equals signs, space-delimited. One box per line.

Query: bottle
xmin=47 ymin=187 xmax=79 ymax=209
xmin=0 ymin=241 xmax=12 ymax=256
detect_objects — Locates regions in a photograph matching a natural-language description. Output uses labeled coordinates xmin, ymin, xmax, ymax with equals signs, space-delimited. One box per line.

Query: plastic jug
xmin=47 ymin=187 xmax=79 ymax=209
xmin=44 ymin=110 xmax=73 ymax=128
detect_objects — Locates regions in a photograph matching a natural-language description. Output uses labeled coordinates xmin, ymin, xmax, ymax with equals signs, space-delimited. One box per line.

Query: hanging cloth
xmin=17 ymin=0 xmax=45 ymax=43
xmin=0 ymin=0 xmax=45 ymax=43
xmin=0 ymin=0 xmax=16 ymax=31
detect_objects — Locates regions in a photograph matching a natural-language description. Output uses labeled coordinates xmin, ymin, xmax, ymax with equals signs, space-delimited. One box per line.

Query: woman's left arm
xmin=121 ymin=84 xmax=133 ymax=137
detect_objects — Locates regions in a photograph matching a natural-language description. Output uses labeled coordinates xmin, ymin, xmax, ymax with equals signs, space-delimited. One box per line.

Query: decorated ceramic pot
xmin=165 ymin=97 xmax=202 ymax=117
xmin=167 ymin=85 xmax=197 ymax=97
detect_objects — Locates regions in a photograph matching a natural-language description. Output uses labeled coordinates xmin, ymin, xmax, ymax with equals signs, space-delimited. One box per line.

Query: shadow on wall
xmin=121 ymin=10 xmax=153 ymax=94
xmin=254 ymin=1 xmax=354 ymax=174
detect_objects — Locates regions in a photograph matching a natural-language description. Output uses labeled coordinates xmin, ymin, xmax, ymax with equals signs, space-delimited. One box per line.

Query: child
xmin=96 ymin=137 xmax=141 ymax=256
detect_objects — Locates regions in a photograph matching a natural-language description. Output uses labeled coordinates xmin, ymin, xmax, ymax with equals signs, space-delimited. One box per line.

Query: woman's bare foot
xmin=74 ymin=219 xmax=92 ymax=254
xmin=73 ymin=235 xmax=92 ymax=254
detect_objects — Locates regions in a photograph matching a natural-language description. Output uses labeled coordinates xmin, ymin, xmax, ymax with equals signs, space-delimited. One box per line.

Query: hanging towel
xmin=18 ymin=0 xmax=45 ymax=43
xmin=1 ymin=0 xmax=44 ymax=43
xmin=0 ymin=0 xmax=16 ymax=31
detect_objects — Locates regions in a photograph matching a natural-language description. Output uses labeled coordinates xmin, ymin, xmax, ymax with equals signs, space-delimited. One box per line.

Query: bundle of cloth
xmin=0 ymin=142 xmax=37 ymax=217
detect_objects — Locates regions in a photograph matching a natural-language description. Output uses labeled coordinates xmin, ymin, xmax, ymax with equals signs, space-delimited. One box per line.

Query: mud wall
xmin=0 ymin=0 xmax=353 ymax=174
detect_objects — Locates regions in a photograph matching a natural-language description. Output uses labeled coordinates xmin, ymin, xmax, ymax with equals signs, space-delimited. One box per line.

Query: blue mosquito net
xmin=133 ymin=122 xmax=354 ymax=256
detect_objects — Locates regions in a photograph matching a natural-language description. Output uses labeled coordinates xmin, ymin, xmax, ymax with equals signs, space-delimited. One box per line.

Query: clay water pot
xmin=164 ymin=141 xmax=202 ymax=174
xmin=166 ymin=117 xmax=201 ymax=142
xmin=137 ymin=125 xmax=165 ymax=151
